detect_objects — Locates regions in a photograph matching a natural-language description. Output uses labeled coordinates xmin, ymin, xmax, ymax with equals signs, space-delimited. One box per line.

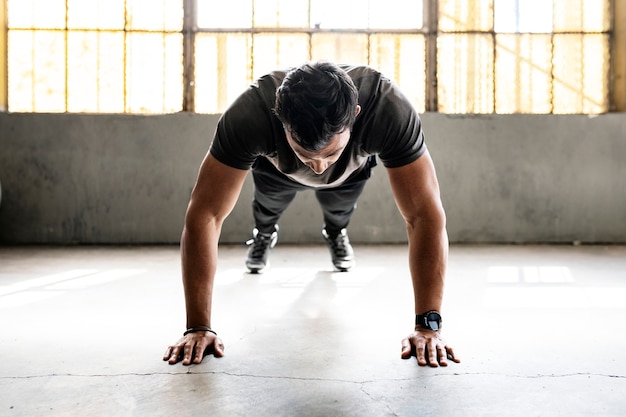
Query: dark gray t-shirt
xmin=210 ymin=65 xmax=426 ymax=188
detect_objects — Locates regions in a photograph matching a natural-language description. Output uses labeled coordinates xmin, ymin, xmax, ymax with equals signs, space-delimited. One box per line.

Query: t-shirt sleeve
xmin=209 ymin=87 xmax=276 ymax=170
xmin=360 ymin=78 xmax=426 ymax=168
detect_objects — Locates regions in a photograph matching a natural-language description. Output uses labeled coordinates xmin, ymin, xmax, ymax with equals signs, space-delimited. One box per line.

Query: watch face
xmin=426 ymin=312 xmax=441 ymax=331
xmin=416 ymin=311 xmax=442 ymax=331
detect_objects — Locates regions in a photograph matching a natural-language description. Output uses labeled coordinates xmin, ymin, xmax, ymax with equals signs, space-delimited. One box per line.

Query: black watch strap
xmin=416 ymin=310 xmax=442 ymax=331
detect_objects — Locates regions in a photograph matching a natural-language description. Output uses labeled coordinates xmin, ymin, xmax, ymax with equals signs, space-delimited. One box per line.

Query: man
xmin=163 ymin=61 xmax=460 ymax=367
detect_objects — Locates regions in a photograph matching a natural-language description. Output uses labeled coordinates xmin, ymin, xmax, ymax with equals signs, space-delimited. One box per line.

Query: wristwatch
xmin=416 ymin=310 xmax=442 ymax=331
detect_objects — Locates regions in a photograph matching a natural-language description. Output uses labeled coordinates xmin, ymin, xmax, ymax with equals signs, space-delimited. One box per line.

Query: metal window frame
xmin=0 ymin=0 xmax=7 ymax=111
xmin=432 ymin=0 xmax=615 ymax=114
xmin=612 ymin=0 xmax=625 ymax=112
xmin=183 ymin=0 xmax=195 ymax=111
xmin=2 ymin=0 xmax=622 ymax=113
xmin=5 ymin=0 xmax=184 ymax=113
xmin=183 ymin=0 xmax=433 ymax=112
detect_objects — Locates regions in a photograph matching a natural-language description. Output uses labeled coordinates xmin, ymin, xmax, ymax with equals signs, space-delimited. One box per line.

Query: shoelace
xmin=246 ymin=234 xmax=273 ymax=257
xmin=327 ymin=234 xmax=349 ymax=257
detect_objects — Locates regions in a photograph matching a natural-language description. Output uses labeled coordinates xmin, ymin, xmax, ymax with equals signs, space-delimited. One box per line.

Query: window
xmin=2 ymin=0 xmax=617 ymax=114
xmin=6 ymin=0 xmax=183 ymax=113
xmin=437 ymin=0 xmax=611 ymax=113
xmin=193 ymin=0 xmax=427 ymax=113
xmin=495 ymin=0 xmax=609 ymax=113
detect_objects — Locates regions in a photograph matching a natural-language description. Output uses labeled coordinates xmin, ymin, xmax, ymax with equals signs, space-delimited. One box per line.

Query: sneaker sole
xmin=334 ymin=263 xmax=354 ymax=272
xmin=247 ymin=261 xmax=270 ymax=274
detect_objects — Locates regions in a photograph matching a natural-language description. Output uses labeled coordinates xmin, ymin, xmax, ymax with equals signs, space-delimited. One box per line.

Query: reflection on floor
xmin=1 ymin=244 xmax=625 ymax=416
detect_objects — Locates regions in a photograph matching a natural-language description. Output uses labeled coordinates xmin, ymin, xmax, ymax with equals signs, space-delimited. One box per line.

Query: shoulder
xmin=211 ymin=73 xmax=286 ymax=169
xmin=339 ymin=65 xmax=411 ymax=115
xmin=341 ymin=64 xmax=382 ymax=80
xmin=341 ymin=64 xmax=385 ymax=94
xmin=348 ymin=67 xmax=424 ymax=167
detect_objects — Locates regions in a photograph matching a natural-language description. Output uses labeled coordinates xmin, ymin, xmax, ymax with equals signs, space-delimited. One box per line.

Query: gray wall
xmin=0 ymin=112 xmax=625 ymax=244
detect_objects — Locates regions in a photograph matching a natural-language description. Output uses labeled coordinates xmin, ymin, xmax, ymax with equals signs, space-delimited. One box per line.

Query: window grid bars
xmin=5 ymin=0 xmax=615 ymax=114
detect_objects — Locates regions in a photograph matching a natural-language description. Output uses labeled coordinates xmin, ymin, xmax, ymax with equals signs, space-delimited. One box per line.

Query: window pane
xmin=254 ymin=0 xmax=309 ymax=28
xmin=496 ymin=34 xmax=552 ymax=113
xmin=553 ymin=0 xmax=610 ymax=32
xmin=252 ymin=34 xmax=310 ymax=79
xmin=369 ymin=0 xmax=423 ymax=29
xmin=370 ymin=35 xmax=426 ymax=112
xmin=197 ymin=0 xmax=252 ymax=28
xmin=6 ymin=0 xmax=612 ymax=115
xmin=311 ymin=34 xmax=368 ymax=64
xmin=310 ymin=0 xmax=369 ymax=29
xmin=310 ymin=0 xmax=422 ymax=30
xmin=8 ymin=30 xmax=66 ymax=112
xmin=67 ymin=32 xmax=125 ymax=113
xmin=553 ymin=34 xmax=609 ymax=114
xmin=437 ymin=34 xmax=494 ymax=113
xmin=126 ymin=0 xmax=183 ymax=31
xmin=194 ymin=34 xmax=252 ymax=113
xmin=494 ymin=0 xmax=553 ymax=33
xmin=7 ymin=31 xmax=34 ymax=112
xmin=67 ymin=0 xmax=125 ymax=30
xmin=7 ymin=0 xmax=66 ymax=29
xmin=126 ymin=33 xmax=183 ymax=113
xmin=439 ymin=0 xmax=493 ymax=32
xmin=33 ymin=31 xmax=66 ymax=112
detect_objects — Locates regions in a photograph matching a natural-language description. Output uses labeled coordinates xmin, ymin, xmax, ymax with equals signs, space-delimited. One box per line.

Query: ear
xmin=355 ymin=105 xmax=362 ymax=117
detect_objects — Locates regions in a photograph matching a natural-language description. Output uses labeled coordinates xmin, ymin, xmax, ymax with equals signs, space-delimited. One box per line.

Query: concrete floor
xmin=0 ymin=243 xmax=625 ymax=416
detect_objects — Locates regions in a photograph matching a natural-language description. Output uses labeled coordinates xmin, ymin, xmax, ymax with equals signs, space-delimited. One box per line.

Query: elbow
xmin=404 ymin=201 xmax=447 ymax=234
xmin=182 ymin=199 xmax=226 ymax=237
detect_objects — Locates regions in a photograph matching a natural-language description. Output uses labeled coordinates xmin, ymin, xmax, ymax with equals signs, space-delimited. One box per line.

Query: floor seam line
xmin=1 ymin=371 xmax=624 ymax=381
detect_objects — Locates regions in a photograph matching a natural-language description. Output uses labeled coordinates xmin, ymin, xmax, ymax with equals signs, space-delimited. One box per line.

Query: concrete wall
xmin=0 ymin=112 xmax=625 ymax=244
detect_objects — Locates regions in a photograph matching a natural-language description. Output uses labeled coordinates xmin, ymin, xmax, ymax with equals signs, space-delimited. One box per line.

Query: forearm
xmin=406 ymin=214 xmax=448 ymax=316
xmin=180 ymin=221 xmax=220 ymax=329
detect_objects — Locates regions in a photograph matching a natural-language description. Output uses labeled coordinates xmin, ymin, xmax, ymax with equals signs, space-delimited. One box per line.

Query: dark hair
xmin=274 ymin=61 xmax=359 ymax=152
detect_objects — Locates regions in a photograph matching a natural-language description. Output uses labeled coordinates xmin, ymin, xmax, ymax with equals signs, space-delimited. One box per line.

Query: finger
xmin=427 ymin=341 xmax=439 ymax=368
xmin=162 ymin=346 xmax=173 ymax=361
xmin=192 ymin=342 xmax=206 ymax=364
xmin=416 ymin=340 xmax=428 ymax=366
xmin=437 ymin=345 xmax=448 ymax=367
xmin=446 ymin=346 xmax=461 ymax=363
xmin=191 ymin=337 xmax=225 ymax=363
xmin=167 ymin=346 xmax=182 ymax=364
xmin=400 ymin=338 xmax=412 ymax=359
xmin=213 ymin=338 xmax=226 ymax=357
xmin=181 ymin=342 xmax=196 ymax=365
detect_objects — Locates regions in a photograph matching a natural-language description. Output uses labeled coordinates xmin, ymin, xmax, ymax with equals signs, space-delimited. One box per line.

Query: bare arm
xmin=387 ymin=150 xmax=459 ymax=366
xmin=164 ymin=153 xmax=248 ymax=365
xmin=387 ymin=150 xmax=447 ymax=315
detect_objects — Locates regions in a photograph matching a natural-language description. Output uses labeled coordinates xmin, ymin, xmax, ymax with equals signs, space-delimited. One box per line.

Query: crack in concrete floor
xmin=2 ymin=371 xmax=624 ymax=381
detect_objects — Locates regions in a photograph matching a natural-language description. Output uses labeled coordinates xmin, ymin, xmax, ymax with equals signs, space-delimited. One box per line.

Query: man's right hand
xmin=163 ymin=331 xmax=225 ymax=365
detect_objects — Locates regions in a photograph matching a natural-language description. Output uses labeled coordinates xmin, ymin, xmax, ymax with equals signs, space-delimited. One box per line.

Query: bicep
xmin=386 ymin=150 xmax=445 ymax=226
xmin=185 ymin=152 xmax=249 ymax=228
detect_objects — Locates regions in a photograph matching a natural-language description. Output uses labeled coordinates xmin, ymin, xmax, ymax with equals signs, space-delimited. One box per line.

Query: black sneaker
xmin=322 ymin=228 xmax=355 ymax=271
xmin=245 ymin=225 xmax=279 ymax=273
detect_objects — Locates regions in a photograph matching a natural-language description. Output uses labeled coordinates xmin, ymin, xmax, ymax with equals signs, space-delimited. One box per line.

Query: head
xmin=274 ymin=61 xmax=360 ymax=154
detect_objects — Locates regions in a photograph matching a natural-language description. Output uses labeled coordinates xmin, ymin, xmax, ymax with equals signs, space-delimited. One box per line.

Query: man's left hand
xmin=401 ymin=329 xmax=460 ymax=367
